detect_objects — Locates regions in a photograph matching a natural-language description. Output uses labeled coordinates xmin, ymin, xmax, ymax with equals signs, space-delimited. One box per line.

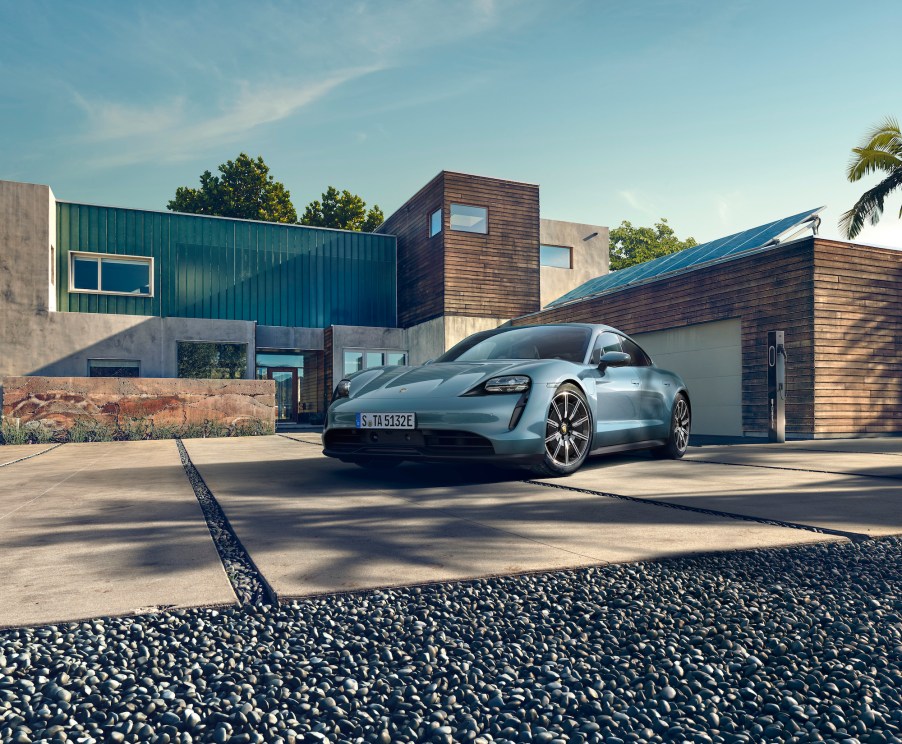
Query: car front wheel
xmin=652 ymin=394 xmax=690 ymax=459
xmin=532 ymin=383 xmax=592 ymax=477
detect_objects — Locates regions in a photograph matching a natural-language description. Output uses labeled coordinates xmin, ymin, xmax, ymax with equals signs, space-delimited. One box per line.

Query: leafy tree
xmin=840 ymin=117 xmax=902 ymax=239
xmin=608 ymin=218 xmax=697 ymax=270
xmin=168 ymin=153 xmax=297 ymax=224
xmin=300 ymin=186 xmax=384 ymax=232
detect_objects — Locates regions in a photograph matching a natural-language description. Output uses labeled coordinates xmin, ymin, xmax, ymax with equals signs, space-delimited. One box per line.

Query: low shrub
xmin=1 ymin=416 xmax=276 ymax=444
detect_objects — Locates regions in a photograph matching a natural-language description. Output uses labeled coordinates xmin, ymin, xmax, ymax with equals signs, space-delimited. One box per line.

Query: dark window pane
xmin=72 ymin=256 xmax=99 ymax=290
xmin=540 ymin=245 xmax=572 ymax=268
xmin=430 ymin=209 xmax=442 ymax=237
xmin=88 ymin=359 xmax=140 ymax=377
xmin=101 ymin=258 xmax=150 ymax=294
xmin=177 ymin=342 xmax=247 ymax=379
xmin=450 ymin=204 xmax=487 ymax=234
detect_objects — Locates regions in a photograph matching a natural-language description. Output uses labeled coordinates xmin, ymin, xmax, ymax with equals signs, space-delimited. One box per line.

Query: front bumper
xmin=322 ymin=392 xmax=547 ymax=462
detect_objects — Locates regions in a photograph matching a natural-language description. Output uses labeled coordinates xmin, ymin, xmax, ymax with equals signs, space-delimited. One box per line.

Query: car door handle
xmin=631 ymin=380 xmax=640 ymax=386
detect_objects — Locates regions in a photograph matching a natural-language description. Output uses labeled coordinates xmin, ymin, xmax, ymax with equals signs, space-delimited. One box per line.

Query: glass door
xmin=268 ymin=367 xmax=298 ymax=423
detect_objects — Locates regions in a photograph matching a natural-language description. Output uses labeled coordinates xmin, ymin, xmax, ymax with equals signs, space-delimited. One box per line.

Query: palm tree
xmin=839 ymin=117 xmax=902 ymax=239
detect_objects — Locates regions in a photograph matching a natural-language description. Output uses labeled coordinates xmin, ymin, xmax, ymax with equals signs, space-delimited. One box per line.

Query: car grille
xmin=323 ymin=429 xmax=495 ymax=458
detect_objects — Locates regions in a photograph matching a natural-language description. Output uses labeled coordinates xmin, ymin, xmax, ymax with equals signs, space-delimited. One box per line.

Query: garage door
xmin=633 ymin=319 xmax=742 ymax=437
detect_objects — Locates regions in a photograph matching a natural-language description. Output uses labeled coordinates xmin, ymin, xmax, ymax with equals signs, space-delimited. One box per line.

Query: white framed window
xmin=429 ymin=208 xmax=442 ymax=237
xmin=540 ymin=244 xmax=572 ymax=269
xmin=450 ymin=203 xmax=487 ymax=234
xmin=70 ymin=251 xmax=153 ymax=296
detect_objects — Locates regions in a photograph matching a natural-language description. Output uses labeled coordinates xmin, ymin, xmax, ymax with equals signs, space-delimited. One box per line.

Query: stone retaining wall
xmin=1 ymin=376 xmax=275 ymax=435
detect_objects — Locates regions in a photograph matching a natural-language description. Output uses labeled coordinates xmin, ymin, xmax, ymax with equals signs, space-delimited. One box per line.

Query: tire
xmin=651 ymin=394 xmax=690 ymax=459
xmin=531 ymin=383 xmax=593 ymax=477
xmin=352 ymin=458 xmax=402 ymax=470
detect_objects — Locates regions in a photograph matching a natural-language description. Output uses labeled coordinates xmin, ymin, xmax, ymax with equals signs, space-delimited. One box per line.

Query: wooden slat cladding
xmin=442 ymin=173 xmax=540 ymax=319
xmin=513 ymin=241 xmax=818 ymax=436
xmin=377 ymin=173 xmax=445 ymax=328
xmin=323 ymin=327 xmax=334 ymax=400
xmin=813 ymin=239 xmax=902 ymax=435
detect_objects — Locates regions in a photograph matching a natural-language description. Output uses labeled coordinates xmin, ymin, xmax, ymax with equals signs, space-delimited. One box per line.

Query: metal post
xmin=767 ymin=330 xmax=786 ymax=442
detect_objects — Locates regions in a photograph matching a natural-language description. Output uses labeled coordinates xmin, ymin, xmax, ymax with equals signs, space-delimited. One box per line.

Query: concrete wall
xmin=633 ymin=319 xmax=743 ymax=437
xmin=406 ymin=317 xmax=445 ymax=366
xmin=540 ymin=219 xmax=608 ymax=308
xmin=2 ymin=376 xmax=275 ymax=434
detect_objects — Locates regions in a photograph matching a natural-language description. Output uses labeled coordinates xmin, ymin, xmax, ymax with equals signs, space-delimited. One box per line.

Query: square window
xmin=450 ymin=204 xmax=487 ymax=234
xmin=366 ymin=351 xmax=384 ymax=369
xmin=177 ymin=342 xmax=247 ymax=379
xmin=72 ymin=255 xmax=99 ymax=291
xmin=386 ymin=352 xmax=407 ymax=366
xmin=343 ymin=350 xmax=363 ymax=376
xmin=429 ymin=208 xmax=442 ymax=237
xmin=101 ymin=258 xmax=151 ymax=294
xmin=540 ymin=245 xmax=572 ymax=269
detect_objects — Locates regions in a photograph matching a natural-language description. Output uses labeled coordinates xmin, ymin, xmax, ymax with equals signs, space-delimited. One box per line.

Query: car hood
xmin=346 ymin=360 xmax=557 ymax=399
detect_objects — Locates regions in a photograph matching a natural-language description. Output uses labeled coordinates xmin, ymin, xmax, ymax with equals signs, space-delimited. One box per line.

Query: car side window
xmin=618 ymin=336 xmax=651 ymax=367
xmin=592 ymin=332 xmax=622 ymax=362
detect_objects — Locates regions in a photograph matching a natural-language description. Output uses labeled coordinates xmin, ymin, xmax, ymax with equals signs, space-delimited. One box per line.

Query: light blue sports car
xmin=323 ymin=323 xmax=691 ymax=476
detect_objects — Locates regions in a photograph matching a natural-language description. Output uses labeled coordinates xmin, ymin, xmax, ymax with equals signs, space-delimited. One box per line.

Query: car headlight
xmin=333 ymin=379 xmax=351 ymax=401
xmin=484 ymin=375 xmax=531 ymax=393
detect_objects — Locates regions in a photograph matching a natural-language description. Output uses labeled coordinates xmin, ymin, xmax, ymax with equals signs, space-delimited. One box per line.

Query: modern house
xmin=0 ymin=172 xmax=899 ymax=438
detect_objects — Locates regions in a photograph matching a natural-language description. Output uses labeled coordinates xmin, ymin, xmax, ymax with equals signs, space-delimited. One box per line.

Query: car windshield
xmin=436 ymin=326 xmax=591 ymax=363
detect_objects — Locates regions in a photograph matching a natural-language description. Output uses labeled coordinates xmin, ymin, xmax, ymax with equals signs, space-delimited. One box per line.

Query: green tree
xmin=840 ymin=117 xmax=902 ymax=239
xmin=608 ymin=218 xmax=697 ymax=270
xmin=168 ymin=153 xmax=297 ymax=223
xmin=300 ymin=186 xmax=384 ymax=232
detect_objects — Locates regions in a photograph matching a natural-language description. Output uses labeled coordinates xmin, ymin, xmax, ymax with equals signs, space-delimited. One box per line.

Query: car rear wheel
xmin=651 ymin=394 xmax=690 ymax=459
xmin=532 ymin=383 xmax=592 ymax=477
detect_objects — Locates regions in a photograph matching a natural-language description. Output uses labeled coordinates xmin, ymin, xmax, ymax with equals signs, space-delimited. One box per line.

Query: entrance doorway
xmin=268 ymin=367 xmax=298 ymax=423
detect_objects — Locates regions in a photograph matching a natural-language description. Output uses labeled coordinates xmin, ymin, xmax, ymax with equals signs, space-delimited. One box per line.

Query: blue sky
xmin=2 ymin=0 xmax=900 ymax=246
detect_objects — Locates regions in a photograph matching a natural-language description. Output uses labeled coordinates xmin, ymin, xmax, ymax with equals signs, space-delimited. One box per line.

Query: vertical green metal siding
xmin=56 ymin=203 xmax=397 ymax=328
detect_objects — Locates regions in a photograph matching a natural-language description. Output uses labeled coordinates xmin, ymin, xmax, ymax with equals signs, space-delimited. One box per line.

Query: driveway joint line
xmin=683 ymin=457 xmax=902 ymax=480
xmin=277 ymin=434 xmax=320 ymax=446
xmin=523 ymin=479 xmax=871 ymax=542
xmin=0 ymin=448 xmax=103 ymax=523
xmin=175 ymin=439 xmax=278 ymax=607
xmin=0 ymin=442 xmax=65 ymax=468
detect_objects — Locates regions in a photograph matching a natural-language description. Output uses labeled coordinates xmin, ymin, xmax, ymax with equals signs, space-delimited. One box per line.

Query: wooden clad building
xmin=512 ymin=237 xmax=902 ymax=439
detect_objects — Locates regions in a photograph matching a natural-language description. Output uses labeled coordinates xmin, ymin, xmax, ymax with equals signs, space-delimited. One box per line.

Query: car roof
xmin=502 ymin=322 xmax=621 ymax=334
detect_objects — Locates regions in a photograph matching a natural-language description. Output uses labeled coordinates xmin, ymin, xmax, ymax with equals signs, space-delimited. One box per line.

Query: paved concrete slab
xmin=184 ymin=436 xmax=835 ymax=600
xmin=776 ymin=438 xmax=902 ymax=456
xmin=0 ymin=440 xmax=235 ymax=628
xmin=552 ymin=447 xmax=902 ymax=538
xmin=685 ymin=442 xmax=902 ymax=477
xmin=0 ymin=443 xmax=60 ymax=467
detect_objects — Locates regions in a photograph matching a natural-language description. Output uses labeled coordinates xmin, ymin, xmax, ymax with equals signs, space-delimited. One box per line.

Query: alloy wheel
xmin=545 ymin=390 xmax=591 ymax=467
xmin=673 ymin=397 xmax=690 ymax=452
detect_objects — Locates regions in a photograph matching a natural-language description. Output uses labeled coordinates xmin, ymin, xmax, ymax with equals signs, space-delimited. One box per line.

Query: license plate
xmin=356 ymin=412 xmax=416 ymax=429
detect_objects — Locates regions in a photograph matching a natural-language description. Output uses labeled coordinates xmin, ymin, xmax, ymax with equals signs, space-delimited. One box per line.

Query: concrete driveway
xmin=1 ymin=434 xmax=900 ymax=627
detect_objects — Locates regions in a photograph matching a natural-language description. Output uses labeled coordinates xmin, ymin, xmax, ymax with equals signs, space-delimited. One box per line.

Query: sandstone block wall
xmin=1 ymin=376 xmax=275 ymax=433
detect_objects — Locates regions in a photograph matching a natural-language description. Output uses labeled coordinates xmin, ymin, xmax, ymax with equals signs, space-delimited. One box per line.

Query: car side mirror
xmin=598 ymin=351 xmax=631 ymax=369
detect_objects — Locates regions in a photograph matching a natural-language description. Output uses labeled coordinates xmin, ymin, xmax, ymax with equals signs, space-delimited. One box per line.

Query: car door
xmin=589 ymin=332 xmax=644 ymax=446
xmin=618 ymin=335 xmax=669 ymax=439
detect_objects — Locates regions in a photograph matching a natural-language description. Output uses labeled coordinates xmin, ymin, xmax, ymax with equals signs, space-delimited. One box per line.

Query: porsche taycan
xmin=323 ymin=323 xmax=691 ymax=476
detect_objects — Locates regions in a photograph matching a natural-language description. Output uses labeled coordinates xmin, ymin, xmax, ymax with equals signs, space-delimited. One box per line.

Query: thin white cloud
xmin=619 ymin=189 xmax=651 ymax=214
xmin=77 ymin=66 xmax=380 ymax=167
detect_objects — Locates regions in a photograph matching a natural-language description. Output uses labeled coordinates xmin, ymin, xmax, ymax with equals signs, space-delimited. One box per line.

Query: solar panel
xmin=547 ymin=207 xmax=824 ymax=308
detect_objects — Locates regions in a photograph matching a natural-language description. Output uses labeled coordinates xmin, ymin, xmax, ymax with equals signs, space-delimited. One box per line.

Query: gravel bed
xmin=175 ymin=439 xmax=275 ymax=607
xmin=1 ymin=537 xmax=900 ymax=744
